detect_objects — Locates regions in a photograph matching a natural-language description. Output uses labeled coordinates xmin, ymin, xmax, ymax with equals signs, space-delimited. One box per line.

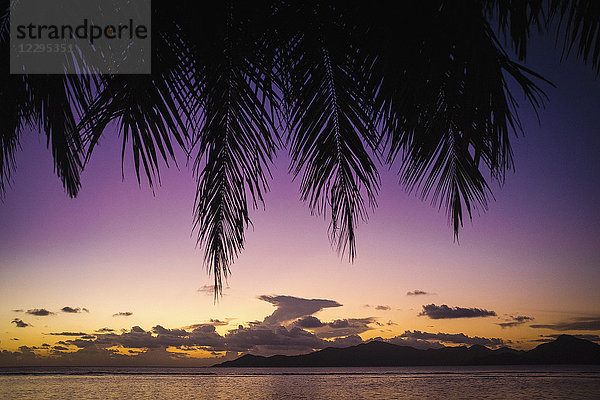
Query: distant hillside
xmin=214 ymin=335 xmax=600 ymax=367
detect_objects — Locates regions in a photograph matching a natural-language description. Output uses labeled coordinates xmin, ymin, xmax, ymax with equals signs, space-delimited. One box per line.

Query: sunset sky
xmin=1 ymin=35 xmax=599 ymax=367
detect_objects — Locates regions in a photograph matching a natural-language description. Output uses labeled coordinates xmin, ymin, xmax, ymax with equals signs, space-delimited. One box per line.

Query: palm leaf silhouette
xmin=1 ymin=0 xmax=598 ymax=293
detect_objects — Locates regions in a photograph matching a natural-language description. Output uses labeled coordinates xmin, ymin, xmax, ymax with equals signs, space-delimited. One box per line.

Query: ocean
xmin=1 ymin=365 xmax=599 ymax=399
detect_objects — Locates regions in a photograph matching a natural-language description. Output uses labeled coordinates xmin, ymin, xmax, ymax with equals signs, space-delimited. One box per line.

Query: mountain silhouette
xmin=214 ymin=335 xmax=600 ymax=367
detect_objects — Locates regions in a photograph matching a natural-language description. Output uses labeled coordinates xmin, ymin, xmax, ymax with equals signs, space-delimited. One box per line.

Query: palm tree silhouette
xmin=1 ymin=1 xmax=598 ymax=295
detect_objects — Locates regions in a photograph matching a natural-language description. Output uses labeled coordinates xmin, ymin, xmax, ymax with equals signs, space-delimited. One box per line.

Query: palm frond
xmin=483 ymin=0 xmax=546 ymax=61
xmin=0 ymin=73 xmax=27 ymax=198
xmin=282 ymin=2 xmax=379 ymax=258
xmin=3 ymin=0 xmax=594 ymax=294
xmin=191 ymin=1 xmax=279 ymax=298
xmin=373 ymin=1 xmax=549 ymax=236
xmin=550 ymin=0 xmax=600 ymax=74
xmin=0 ymin=19 xmax=25 ymax=197
xmin=25 ymin=75 xmax=94 ymax=197
xmin=81 ymin=74 xmax=189 ymax=187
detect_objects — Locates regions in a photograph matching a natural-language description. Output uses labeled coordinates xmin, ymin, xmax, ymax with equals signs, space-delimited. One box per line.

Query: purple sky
xmin=1 ymin=34 xmax=599 ymax=366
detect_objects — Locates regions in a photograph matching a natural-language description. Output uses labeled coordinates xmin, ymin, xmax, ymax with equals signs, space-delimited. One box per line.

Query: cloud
xmin=329 ymin=335 xmax=364 ymax=348
xmin=10 ymin=338 xmax=20 ymax=341
xmin=113 ymin=312 xmax=133 ymax=317
xmin=419 ymin=304 xmax=496 ymax=319
xmin=11 ymin=319 xmax=30 ymax=328
xmin=313 ymin=318 xmax=376 ymax=338
xmin=183 ymin=319 xmax=232 ymax=331
xmin=152 ymin=325 xmax=189 ymax=337
xmin=95 ymin=328 xmax=115 ymax=333
xmin=530 ymin=317 xmax=600 ymax=331
xmin=498 ymin=315 xmax=534 ymax=328
xmin=383 ymin=336 xmax=444 ymax=350
xmin=292 ymin=315 xmax=376 ymax=339
xmin=222 ymin=325 xmax=324 ymax=355
xmin=258 ymin=295 xmax=342 ymax=326
xmin=1 ymin=294 xmax=437 ymax=365
xmin=2 ymin=319 xmax=369 ymax=364
xmin=375 ymin=305 xmax=391 ymax=311
xmin=26 ymin=309 xmax=54 ymax=316
xmin=295 ymin=316 xmax=325 ymax=328
xmin=12 ymin=309 xmax=24 ymax=313
xmin=2 ymin=316 xmax=508 ymax=366
xmin=61 ymin=307 xmax=89 ymax=313
xmin=397 ymin=330 xmax=507 ymax=348
xmin=45 ymin=332 xmax=89 ymax=337
xmin=407 ymin=290 xmax=431 ymax=296
xmin=208 ymin=319 xmax=229 ymax=326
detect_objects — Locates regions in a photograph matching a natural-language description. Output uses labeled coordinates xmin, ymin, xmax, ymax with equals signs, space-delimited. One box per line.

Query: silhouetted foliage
xmin=1 ymin=1 xmax=599 ymax=295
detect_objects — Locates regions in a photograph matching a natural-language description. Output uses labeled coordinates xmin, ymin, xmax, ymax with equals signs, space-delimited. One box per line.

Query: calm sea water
xmin=1 ymin=365 xmax=599 ymax=399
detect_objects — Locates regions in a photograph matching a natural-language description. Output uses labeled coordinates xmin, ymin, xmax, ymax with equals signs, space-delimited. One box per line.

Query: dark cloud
xmin=208 ymin=319 xmax=229 ymax=326
xmin=113 ymin=312 xmax=133 ymax=317
xmin=328 ymin=319 xmax=350 ymax=328
xmin=383 ymin=336 xmax=444 ymax=350
xmin=258 ymin=295 xmax=342 ymax=325
xmin=223 ymin=325 xmax=325 ymax=355
xmin=293 ymin=315 xmax=381 ymax=339
xmin=10 ymin=338 xmax=19 ymax=341
xmin=12 ymin=309 xmax=24 ymax=313
xmin=11 ymin=318 xmax=30 ymax=328
xmin=530 ymin=317 xmax=600 ymax=331
xmin=26 ymin=309 xmax=54 ymax=316
xmin=152 ymin=325 xmax=188 ymax=337
xmin=295 ymin=316 xmax=325 ymax=328
xmin=61 ymin=307 xmax=89 ymax=313
xmin=329 ymin=335 xmax=364 ymax=348
xmin=407 ymin=290 xmax=431 ymax=296
xmin=375 ymin=305 xmax=391 ymax=311
xmin=41 ymin=343 xmax=50 ymax=347
xmin=1 ymin=295 xmax=411 ymax=364
xmin=184 ymin=319 xmax=231 ymax=330
xmin=419 ymin=304 xmax=496 ymax=319
xmin=183 ymin=319 xmax=231 ymax=332
xmin=95 ymin=328 xmax=115 ymax=333
xmin=498 ymin=315 xmax=534 ymax=328
xmin=398 ymin=330 xmax=507 ymax=347
xmin=313 ymin=318 xmax=376 ymax=338
xmin=6 ymin=319 xmax=367 ymax=362
xmin=45 ymin=332 xmax=89 ymax=337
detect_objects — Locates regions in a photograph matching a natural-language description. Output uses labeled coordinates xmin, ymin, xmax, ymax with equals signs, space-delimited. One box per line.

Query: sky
xmin=1 ymin=34 xmax=599 ymax=367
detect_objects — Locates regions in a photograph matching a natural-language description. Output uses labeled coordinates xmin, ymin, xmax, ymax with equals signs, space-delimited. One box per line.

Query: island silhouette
xmin=215 ymin=335 xmax=600 ymax=367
